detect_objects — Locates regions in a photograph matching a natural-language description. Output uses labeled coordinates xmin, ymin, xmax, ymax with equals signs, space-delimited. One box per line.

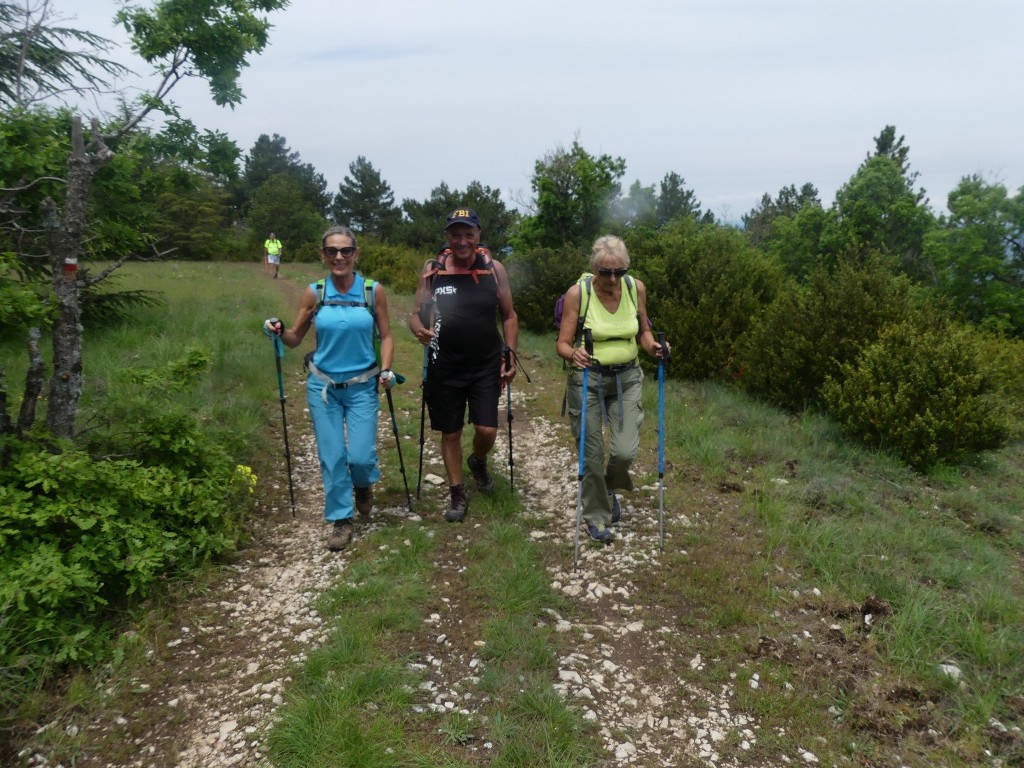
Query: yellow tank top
xmin=586 ymin=287 xmax=639 ymax=365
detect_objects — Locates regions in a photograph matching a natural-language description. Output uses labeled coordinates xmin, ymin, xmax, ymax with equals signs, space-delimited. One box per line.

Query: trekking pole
xmin=573 ymin=330 xmax=594 ymax=572
xmin=416 ymin=346 xmax=428 ymax=498
xmin=657 ymin=332 xmax=671 ymax=551
xmin=501 ymin=346 xmax=532 ymax=493
xmin=503 ymin=346 xmax=515 ymax=491
xmin=383 ymin=372 xmax=414 ymax=514
xmin=267 ymin=325 xmax=296 ymax=518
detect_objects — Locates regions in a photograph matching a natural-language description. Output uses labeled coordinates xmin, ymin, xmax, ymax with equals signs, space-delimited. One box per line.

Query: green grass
xmin=264 ymin=497 xmax=598 ymax=767
xmin=6 ymin=263 xmax=1024 ymax=766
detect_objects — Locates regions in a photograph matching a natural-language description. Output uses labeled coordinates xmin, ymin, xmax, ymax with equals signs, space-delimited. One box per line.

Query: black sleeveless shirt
xmin=428 ymin=251 xmax=502 ymax=371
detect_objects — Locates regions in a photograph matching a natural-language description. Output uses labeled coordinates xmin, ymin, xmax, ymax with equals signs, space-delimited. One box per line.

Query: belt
xmin=308 ymin=361 xmax=379 ymax=403
xmin=590 ymin=360 xmax=637 ymax=376
xmin=564 ymin=359 xmax=638 ymax=427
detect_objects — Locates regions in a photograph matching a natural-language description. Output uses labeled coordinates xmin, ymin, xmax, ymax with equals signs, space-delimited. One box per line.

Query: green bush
xmin=822 ymin=318 xmax=1010 ymax=469
xmin=0 ymin=342 xmax=256 ymax=729
xmin=739 ymin=253 xmax=916 ymax=411
xmin=506 ymin=244 xmax=589 ymax=335
xmin=627 ymin=220 xmax=781 ymax=380
xmin=0 ymin=427 xmax=252 ymax=716
xmin=970 ymin=333 xmax=1024 ymax=439
xmin=355 ymin=242 xmax=426 ymax=295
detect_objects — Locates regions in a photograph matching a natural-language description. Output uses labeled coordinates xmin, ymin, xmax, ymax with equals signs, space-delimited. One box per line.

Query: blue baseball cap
xmin=445 ymin=208 xmax=480 ymax=229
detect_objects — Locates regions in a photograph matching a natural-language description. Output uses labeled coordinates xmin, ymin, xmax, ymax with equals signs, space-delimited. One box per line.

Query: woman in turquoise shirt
xmin=264 ymin=226 xmax=394 ymax=551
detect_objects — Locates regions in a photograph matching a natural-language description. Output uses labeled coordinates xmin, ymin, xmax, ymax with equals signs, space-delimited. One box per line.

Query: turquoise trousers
xmin=306 ymin=376 xmax=381 ymax=522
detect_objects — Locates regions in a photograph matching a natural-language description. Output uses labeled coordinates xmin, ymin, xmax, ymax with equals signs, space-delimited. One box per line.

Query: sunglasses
xmin=598 ymin=267 xmax=628 ymax=277
xmin=324 ymin=246 xmax=356 ymax=259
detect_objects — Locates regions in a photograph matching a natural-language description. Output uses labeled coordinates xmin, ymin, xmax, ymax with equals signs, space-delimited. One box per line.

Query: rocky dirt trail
xmin=19 ymin=372 xmax=822 ymax=768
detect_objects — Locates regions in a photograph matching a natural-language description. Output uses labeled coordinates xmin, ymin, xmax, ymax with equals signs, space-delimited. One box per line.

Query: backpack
xmin=312 ymin=272 xmax=381 ymax=365
xmin=417 ymin=245 xmax=495 ymax=325
xmin=555 ymin=272 xmax=638 ymax=347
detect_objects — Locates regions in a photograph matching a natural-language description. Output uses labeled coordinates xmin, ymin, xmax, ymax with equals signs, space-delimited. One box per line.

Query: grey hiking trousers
xmin=566 ymin=363 xmax=644 ymax=527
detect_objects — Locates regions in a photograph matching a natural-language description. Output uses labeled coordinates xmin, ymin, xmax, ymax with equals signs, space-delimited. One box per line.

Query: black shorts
xmin=426 ymin=362 xmax=500 ymax=433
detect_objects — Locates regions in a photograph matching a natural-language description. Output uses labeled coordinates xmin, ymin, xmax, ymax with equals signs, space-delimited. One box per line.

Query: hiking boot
xmin=467 ymin=454 xmax=495 ymax=494
xmin=355 ymin=486 xmax=373 ymax=519
xmin=327 ymin=520 xmax=353 ymax=551
xmin=445 ymin=484 xmax=469 ymax=523
xmin=587 ymin=523 xmax=614 ymax=543
xmin=609 ymin=491 xmax=621 ymax=524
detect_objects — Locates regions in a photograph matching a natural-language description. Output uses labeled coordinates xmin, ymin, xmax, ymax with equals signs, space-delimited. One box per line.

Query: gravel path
xmin=20 ymin=379 xmax=813 ymax=768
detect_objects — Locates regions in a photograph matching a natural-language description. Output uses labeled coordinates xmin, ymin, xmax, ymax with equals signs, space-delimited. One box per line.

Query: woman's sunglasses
xmin=598 ymin=267 xmax=628 ymax=277
xmin=324 ymin=246 xmax=356 ymax=259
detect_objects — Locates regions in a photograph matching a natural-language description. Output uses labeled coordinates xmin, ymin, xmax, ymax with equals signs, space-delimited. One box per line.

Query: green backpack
xmin=557 ymin=272 xmax=638 ymax=347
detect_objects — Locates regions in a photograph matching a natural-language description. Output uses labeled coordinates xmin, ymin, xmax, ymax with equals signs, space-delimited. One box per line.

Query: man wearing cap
xmin=409 ymin=207 xmax=519 ymax=522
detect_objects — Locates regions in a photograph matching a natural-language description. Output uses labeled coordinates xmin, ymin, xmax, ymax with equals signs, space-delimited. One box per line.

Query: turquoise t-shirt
xmin=311 ymin=275 xmax=375 ymax=379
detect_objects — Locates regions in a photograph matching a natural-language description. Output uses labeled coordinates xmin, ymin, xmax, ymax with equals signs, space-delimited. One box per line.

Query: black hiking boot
xmin=355 ymin=486 xmax=373 ymax=519
xmin=467 ymin=454 xmax=495 ymax=495
xmin=609 ymin=491 xmax=621 ymax=524
xmin=445 ymin=484 xmax=469 ymax=522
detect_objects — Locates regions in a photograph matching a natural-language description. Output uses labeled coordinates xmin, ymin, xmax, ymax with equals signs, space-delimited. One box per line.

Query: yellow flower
xmin=235 ymin=464 xmax=258 ymax=494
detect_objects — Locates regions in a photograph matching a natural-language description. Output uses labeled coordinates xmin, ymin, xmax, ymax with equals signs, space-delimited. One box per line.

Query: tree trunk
xmin=44 ymin=117 xmax=93 ymax=439
xmin=18 ymin=327 xmax=45 ymax=433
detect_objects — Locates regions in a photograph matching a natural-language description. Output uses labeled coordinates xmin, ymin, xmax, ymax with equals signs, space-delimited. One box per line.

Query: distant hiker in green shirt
xmin=264 ymin=232 xmax=283 ymax=278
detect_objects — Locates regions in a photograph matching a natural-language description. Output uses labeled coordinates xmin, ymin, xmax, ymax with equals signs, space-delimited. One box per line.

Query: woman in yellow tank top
xmin=555 ymin=235 xmax=669 ymax=542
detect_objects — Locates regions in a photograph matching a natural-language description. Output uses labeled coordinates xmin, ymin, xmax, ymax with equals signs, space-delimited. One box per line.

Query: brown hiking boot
xmin=355 ymin=486 xmax=373 ymax=519
xmin=444 ymin=484 xmax=468 ymax=523
xmin=467 ymin=454 xmax=495 ymax=494
xmin=327 ymin=520 xmax=353 ymax=551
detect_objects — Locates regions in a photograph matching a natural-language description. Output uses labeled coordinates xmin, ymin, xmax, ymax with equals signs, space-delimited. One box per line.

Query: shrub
xmin=0 ymin=428 xmax=252 ymax=722
xmin=970 ymin=333 xmax=1024 ymax=439
xmin=506 ymin=244 xmax=589 ymax=335
xmin=739 ymin=253 xmax=916 ymax=411
xmin=355 ymin=242 xmax=425 ymax=295
xmin=627 ymin=220 xmax=781 ymax=380
xmin=822 ymin=317 xmax=1010 ymax=470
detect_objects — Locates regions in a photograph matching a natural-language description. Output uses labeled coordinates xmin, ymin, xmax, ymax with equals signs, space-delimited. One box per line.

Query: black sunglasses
xmin=324 ymin=246 xmax=356 ymax=258
xmin=598 ymin=267 xmax=628 ymax=277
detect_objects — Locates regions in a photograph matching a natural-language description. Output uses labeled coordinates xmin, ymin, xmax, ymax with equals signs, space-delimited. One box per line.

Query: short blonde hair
xmin=589 ymin=235 xmax=629 ymax=271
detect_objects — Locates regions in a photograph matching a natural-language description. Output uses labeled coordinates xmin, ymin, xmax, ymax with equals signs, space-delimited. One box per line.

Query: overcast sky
xmin=65 ymin=0 xmax=1023 ymax=222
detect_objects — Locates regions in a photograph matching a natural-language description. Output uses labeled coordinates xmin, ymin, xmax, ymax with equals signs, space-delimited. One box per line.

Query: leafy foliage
xmin=514 ymin=140 xmax=626 ymax=249
xmin=628 ymin=218 xmax=781 ymax=380
xmin=332 ymin=155 xmax=402 ymax=242
xmin=822 ymin=317 xmax=1009 ymax=469
xmin=506 ymin=244 xmax=589 ymax=334
xmin=398 ymin=180 xmax=517 ymax=253
xmin=237 ymin=133 xmax=330 ymax=218
xmin=0 ymin=426 xmax=250 ymax=675
xmin=927 ymin=175 xmax=1024 ymax=336
xmin=353 ymin=242 xmax=423 ymax=295
xmin=739 ymin=254 xmax=916 ymax=411
xmin=742 ymin=182 xmax=821 ymax=248
xmin=0 ymin=342 xmax=254 ymax=729
xmin=246 ymin=173 xmax=327 ymax=262
xmin=0 ymin=0 xmax=130 ymax=109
